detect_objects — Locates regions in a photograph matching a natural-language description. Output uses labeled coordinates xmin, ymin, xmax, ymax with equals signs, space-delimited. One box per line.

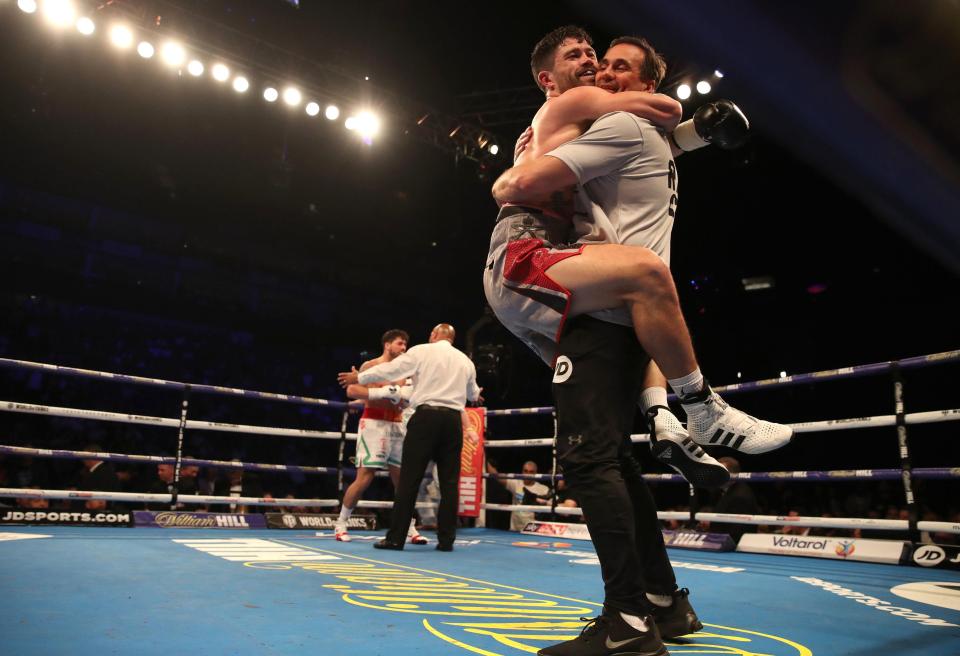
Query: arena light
xmin=18 ymin=0 xmax=38 ymax=14
xmin=324 ymin=104 xmax=340 ymax=120
xmin=187 ymin=60 xmax=204 ymax=77
xmin=696 ymin=80 xmax=712 ymax=95
xmin=714 ymin=69 xmax=725 ymax=78
xmin=109 ymin=24 xmax=133 ymax=49
xmin=354 ymin=111 xmax=381 ymax=138
xmin=282 ymin=86 xmax=302 ymax=106
xmin=211 ymin=63 xmax=230 ymax=82
xmin=75 ymin=16 xmax=95 ymax=35
xmin=263 ymin=86 xmax=279 ymax=102
xmin=42 ymin=0 xmax=75 ymax=28
xmin=344 ymin=115 xmax=357 ymax=131
xmin=161 ymin=42 xmax=186 ymax=67
xmin=676 ymin=83 xmax=691 ymax=100
xmin=232 ymin=76 xmax=249 ymax=93
xmin=489 ymin=143 xmax=499 ymax=156
xmin=779 ymin=371 xmax=787 ymax=379
xmin=305 ymin=101 xmax=320 ymax=117
xmin=137 ymin=41 xmax=155 ymax=59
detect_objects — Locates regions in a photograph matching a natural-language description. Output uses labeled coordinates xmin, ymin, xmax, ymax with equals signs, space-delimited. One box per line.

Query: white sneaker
xmin=646 ymin=405 xmax=730 ymax=488
xmin=334 ymin=520 xmax=351 ymax=542
xmin=408 ymin=519 xmax=428 ymax=545
xmin=680 ymin=386 xmax=792 ymax=455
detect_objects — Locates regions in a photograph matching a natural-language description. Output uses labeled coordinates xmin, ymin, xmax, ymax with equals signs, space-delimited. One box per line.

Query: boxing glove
xmin=672 ymin=99 xmax=749 ymax=151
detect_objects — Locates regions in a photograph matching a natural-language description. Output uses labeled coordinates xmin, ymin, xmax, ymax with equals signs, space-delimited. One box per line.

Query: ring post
xmin=891 ymin=363 xmax=920 ymax=542
xmin=337 ymin=409 xmax=349 ymax=496
xmin=550 ymin=409 xmax=559 ymax=515
xmin=171 ymin=385 xmax=191 ymax=510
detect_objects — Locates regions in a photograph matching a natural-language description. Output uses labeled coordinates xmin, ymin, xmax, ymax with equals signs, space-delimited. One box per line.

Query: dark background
xmin=1 ymin=0 xmax=957 ymax=523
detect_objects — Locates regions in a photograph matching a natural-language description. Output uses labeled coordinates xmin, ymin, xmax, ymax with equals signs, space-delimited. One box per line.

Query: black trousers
xmin=386 ymin=405 xmax=463 ymax=547
xmin=553 ymin=315 xmax=677 ymax=614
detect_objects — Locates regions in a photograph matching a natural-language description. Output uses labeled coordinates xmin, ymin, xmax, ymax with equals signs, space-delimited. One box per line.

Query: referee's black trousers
xmin=553 ymin=315 xmax=678 ymax=615
xmin=387 ymin=405 xmax=463 ymax=547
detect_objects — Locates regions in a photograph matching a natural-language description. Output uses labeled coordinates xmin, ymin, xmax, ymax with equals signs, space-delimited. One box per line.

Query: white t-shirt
xmin=358 ymin=340 xmax=481 ymax=411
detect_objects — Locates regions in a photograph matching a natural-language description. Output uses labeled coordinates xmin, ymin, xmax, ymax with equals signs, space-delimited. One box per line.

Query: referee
xmin=338 ymin=323 xmax=482 ymax=551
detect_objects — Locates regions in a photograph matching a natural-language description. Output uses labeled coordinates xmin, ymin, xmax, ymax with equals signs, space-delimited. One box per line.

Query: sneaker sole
xmin=657 ymin=614 xmax=703 ymax=640
xmin=651 ymin=440 xmax=730 ymax=489
xmin=538 ymin=648 xmax=667 ymax=656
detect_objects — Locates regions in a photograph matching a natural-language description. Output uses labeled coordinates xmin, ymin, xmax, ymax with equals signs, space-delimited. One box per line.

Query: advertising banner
xmin=265 ymin=513 xmax=376 ymax=530
xmin=905 ymin=543 xmax=960 ymax=571
xmin=737 ymin=533 xmax=905 ymax=564
xmin=459 ymin=407 xmax=485 ymax=517
xmin=0 ymin=509 xmax=132 ymax=526
xmin=133 ymin=511 xmax=266 ymax=529
xmin=662 ymin=529 xmax=735 ymax=552
xmin=521 ymin=520 xmax=592 ymax=541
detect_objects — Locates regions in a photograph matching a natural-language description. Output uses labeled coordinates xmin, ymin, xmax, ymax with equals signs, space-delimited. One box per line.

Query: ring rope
xmin=482 ymin=350 xmax=960 ymax=414
xmin=3 ymin=483 xmax=957 ymax=533
xmin=0 ymin=357 xmax=352 ymax=409
xmin=0 ymin=445 xmax=340 ymax=476
xmin=483 ymin=469 xmax=960 ymax=482
xmin=5 ymin=445 xmax=955 ymax=484
xmin=0 ymin=487 xmax=339 ymax=508
xmin=476 ymin=502 xmax=960 ymax=534
xmin=485 ymin=434 xmax=651 ymax=448
xmin=1 ymin=401 xmax=357 ymax=440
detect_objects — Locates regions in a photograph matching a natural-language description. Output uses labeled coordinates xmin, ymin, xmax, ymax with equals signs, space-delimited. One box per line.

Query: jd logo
xmin=553 ymin=356 xmax=573 ymax=383
xmin=913 ymin=545 xmax=946 ymax=567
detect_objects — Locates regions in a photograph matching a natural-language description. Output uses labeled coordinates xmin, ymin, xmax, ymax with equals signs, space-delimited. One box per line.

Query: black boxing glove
xmin=672 ymin=99 xmax=750 ymax=151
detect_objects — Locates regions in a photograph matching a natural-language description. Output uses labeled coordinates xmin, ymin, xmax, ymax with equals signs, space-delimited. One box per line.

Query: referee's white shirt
xmin=358 ymin=339 xmax=481 ymax=411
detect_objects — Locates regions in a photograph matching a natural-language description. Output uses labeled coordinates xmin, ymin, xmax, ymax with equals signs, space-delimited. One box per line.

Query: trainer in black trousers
xmin=338 ymin=323 xmax=481 ymax=551
xmin=535 ymin=314 xmax=684 ymax=655
xmin=552 ymin=315 xmax=677 ymax=611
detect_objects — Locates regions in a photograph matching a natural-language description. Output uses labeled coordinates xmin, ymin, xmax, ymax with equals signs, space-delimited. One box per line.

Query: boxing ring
xmin=1 ymin=352 xmax=959 ymax=655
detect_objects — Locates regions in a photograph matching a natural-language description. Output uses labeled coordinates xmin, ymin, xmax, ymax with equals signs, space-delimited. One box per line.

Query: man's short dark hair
xmin=530 ymin=25 xmax=593 ymax=92
xmin=381 ymin=329 xmax=409 ymax=346
xmin=609 ymin=36 xmax=667 ymax=89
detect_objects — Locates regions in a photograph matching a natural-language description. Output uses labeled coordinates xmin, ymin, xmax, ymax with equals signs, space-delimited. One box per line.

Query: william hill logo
xmin=176 ymin=538 xmax=813 ymax=654
xmin=154 ymin=512 xmax=249 ymax=528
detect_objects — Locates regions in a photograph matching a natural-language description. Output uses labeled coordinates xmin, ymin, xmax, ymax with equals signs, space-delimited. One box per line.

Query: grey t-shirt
xmin=547 ymin=111 xmax=678 ymax=327
xmin=548 ymin=111 xmax=678 ymax=265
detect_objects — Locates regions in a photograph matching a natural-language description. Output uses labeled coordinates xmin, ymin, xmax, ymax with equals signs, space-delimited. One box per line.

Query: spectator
xmin=77 ymin=444 xmax=121 ymax=511
xmin=145 ymin=461 xmax=199 ymax=510
xmin=16 ymin=487 xmax=50 ymax=510
xmin=213 ymin=464 xmax=269 ymax=514
xmin=778 ymin=510 xmax=811 ymax=536
xmin=555 ymin=478 xmax=579 ymax=513
xmin=487 ymin=460 xmax=551 ymax=531
xmin=709 ymin=457 xmax=758 ymax=543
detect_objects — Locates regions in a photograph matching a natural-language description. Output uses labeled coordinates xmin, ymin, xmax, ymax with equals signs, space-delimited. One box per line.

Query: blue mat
xmin=2 ymin=527 xmax=958 ymax=655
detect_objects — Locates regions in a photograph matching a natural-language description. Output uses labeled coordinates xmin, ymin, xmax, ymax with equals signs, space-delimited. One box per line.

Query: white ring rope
xmin=0 ymin=445 xmax=338 ymax=476
xmin=0 ymin=487 xmax=339 ymax=508
xmin=476 ymin=503 xmax=960 ymax=534
xmin=1 ymin=401 xmax=356 ymax=440
xmin=485 ymin=434 xmax=651 ymax=448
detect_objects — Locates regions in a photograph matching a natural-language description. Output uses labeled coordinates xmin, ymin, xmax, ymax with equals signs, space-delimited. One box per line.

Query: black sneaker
xmin=537 ymin=609 xmax=667 ymax=656
xmin=647 ymin=405 xmax=730 ymax=489
xmin=373 ymin=539 xmax=404 ymax=551
xmin=650 ymin=588 xmax=702 ymax=640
